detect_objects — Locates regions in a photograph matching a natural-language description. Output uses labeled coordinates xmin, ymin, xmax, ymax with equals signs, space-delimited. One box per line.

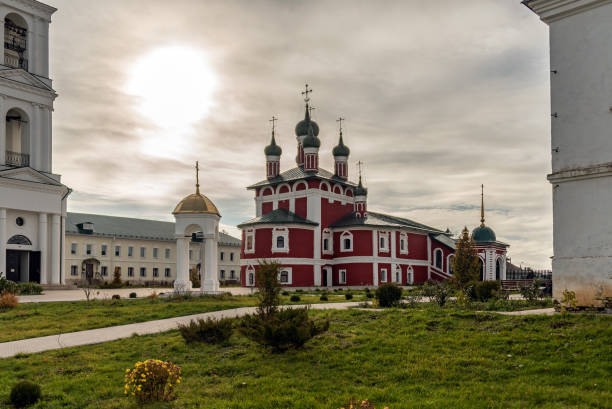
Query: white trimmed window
xmin=340 ymin=231 xmax=353 ymax=252
xmin=322 ymin=229 xmax=333 ymax=254
xmin=245 ymin=229 xmax=255 ymax=254
xmin=394 ymin=266 xmax=401 ymax=283
xmin=247 ymin=265 xmax=255 ymax=286
xmin=434 ymin=248 xmax=443 ymax=270
xmin=70 ymin=265 xmax=78 ymax=276
xmin=380 ymin=268 xmax=388 ymax=283
xmin=339 ymin=269 xmax=347 ymax=284
xmin=71 ymin=243 xmax=77 ymax=255
xmin=220 ymin=270 xmax=225 ymax=279
xmin=101 ymin=245 xmax=107 ymax=256
xmin=448 ymin=255 xmax=455 ymax=275
xmin=379 ymin=232 xmax=389 ymax=252
xmin=399 ymin=232 xmax=409 ymax=255
xmin=407 ymin=266 xmax=414 ymax=284
xmin=272 ymin=227 xmax=289 ymax=253
xmin=128 ymin=267 xmax=134 ymax=277
xmin=101 ymin=266 xmax=108 ymax=276
xmin=164 ymin=268 xmax=171 ymax=278
xmin=165 ymin=248 xmax=171 ymax=259
xmin=153 ymin=268 xmax=159 ymax=277
xmin=278 ymin=267 xmax=292 ymax=285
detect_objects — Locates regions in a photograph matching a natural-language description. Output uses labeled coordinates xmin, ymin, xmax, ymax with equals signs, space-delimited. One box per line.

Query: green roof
xmin=471 ymin=225 xmax=496 ymax=243
xmin=66 ymin=212 xmax=241 ymax=246
xmin=238 ymin=208 xmax=318 ymax=228
xmin=330 ymin=211 xmax=443 ymax=233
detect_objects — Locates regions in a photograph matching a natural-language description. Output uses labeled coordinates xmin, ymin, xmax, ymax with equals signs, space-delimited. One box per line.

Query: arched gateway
xmin=172 ymin=162 xmax=221 ymax=293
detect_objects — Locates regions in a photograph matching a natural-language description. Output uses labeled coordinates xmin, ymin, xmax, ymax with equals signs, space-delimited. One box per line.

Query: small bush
xmin=519 ymin=280 xmax=541 ymax=303
xmin=364 ymin=287 xmax=370 ymax=293
xmin=112 ymin=294 xmax=121 ymax=300
xmin=238 ymin=308 xmax=329 ymax=351
xmin=178 ymin=317 xmax=233 ymax=344
xmin=345 ymin=293 xmax=353 ymax=300
xmin=470 ymin=281 xmax=500 ymax=302
xmin=290 ymin=295 xmax=301 ymax=302
xmin=320 ymin=294 xmax=329 ymax=301
xmin=129 ymin=292 xmax=137 ymax=299
xmin=189 ymin=268 xmax=200 ymax=289
xmin=295 ymin=289 xmax=303 ymax=293
xmin=366 ymin=292 xmax=374 ymax=299
xmin=124 ymin=359 xmax=181 ymax=403
xmin=0 ymin=276 xmax=19 ymax=295
xmin=10 ymin=380 xmax=41 ymax=408
xmin=18 ymin=282 xmax=43 ymax=295
xmin=376 ymin=284 xmax=403 ymax=307
xmin=340 ymin=399 xmax=382 ymax=409
xmin=0 ymin=291 xmax=18 ymax=311
xmin=281 ymin=291 xmax=289 ymax=296
xmin=423 ymin=281 xmax=452 ymax=307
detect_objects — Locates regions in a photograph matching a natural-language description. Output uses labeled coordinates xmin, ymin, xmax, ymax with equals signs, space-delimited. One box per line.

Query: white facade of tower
xmin=524 ymin=0 xmax=612 ymax=305
xmin=0 ymin=0 xmax=69 ymax=285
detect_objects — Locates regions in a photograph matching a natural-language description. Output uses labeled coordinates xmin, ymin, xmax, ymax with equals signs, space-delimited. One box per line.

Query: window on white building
xmin=140 ymin=267 xmax=146 ymax=277
xmin=153 ymin=248 xmax=158 ymax=258
xmin=220 ymin=270 xmax=225 ymax=279
xmin=165 ymin=248 xmax=171 ymax=259
xmin=101 ymin=266 xmax=108 ymax=276
xmin=230 ymin=252 xmax=234 ymax=261
xmin=322 ymin=229 xmax=333 ymax=254
xmin=339 ymin=269 xmax=347 ymax=284
xmin=140 ymin=247 xmax=146 ymax=258
xmin=164 ymin=268 xmax=171 ymax=278
xmin=128 ymin=246 xmax=133 ymax=257
xmin=115 ymin=246 xmax=120 ymax=257
xmin=220 ymin=252 xmax=224 ymax=261
xmin=434 ymin=249 xmax=443 ymax=270
xmin=86 ymin=244 xmax=92 ymax=255
xmin=272 ymin=227 xmax=289 ymax=253
xmin=278 ymin=268 xmax=292 ymax=284
xmin=128 ymin=267 xmax=134 ymax=277
xmin=101 ymin=245 xmax=107 ymax=256
xmin=153 ymin=268 xmax=159 ymax=277
xmin=245 ymin=229 xmax=255 ymax=254
xmin=399 ymin=233 xmax=409 ymax=255
xmin=70 ymin=265 xmax=78 ymax=276
xmin=340 ymin=231 xmax=353 ymax=252
xmin=230 ymin=270 xmax=236 ymax=279
xmin=380 ymin=268 xmax=387 ymax=283
xmin=189 ymin=249 xmax=193 ymax=260
xmin=71 ymin=243 xmax=77 ymax=255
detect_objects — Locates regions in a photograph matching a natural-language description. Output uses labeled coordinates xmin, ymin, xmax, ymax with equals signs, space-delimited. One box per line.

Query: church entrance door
xmin=322 ymin=269 xmax=328 ymax=287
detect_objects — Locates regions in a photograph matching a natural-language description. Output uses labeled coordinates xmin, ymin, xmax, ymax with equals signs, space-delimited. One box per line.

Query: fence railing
xmin=5 ymin=150 xmax=29 ymax=167
xmin=3 ymin=53 xmax=28 ymax=70
xmin=506 ymin=269 xmax=552 ymax=280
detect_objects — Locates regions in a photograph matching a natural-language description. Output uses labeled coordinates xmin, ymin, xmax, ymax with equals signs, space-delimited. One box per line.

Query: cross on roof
xmin=301 ymin=83 xmax=312 ymax=103
xmin=336 ymin=117 xmax=345 ymax=133
xmin=195 ymin=161 xmax=200 ymax=194
xmin=308 ymin=105 xmax=315 ymax=116
xmin=357 ymin=160 xmax=363 ymax=180
xmin=269 ymin=115 xmax=277 ymax=134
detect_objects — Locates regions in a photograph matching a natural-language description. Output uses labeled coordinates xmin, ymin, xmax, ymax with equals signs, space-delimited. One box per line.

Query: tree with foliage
xmin=255 ymin=260 xmax=282 ymax=319
xmin=111 ymin=267 xmax=122 ymax=288
xmin=451 ymin=227 xmax=481 ymax=288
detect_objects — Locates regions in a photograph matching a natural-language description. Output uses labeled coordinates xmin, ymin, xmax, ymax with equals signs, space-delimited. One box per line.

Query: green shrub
xmin=255 ymin=261 xmax=281 ymax=318
xmin=112 ymin=294 xmax=121 ymax=300
xmin=178 ymin=317 xmax=233 ymax=344
xmin=18 ymin=282 xmax=43 ymax=295
xmin=281 ymin=291 xmax=289 ymax=296
xmin=375 ymin=284 xmax=403 ymax=307
xmin=519 ymin=280 xmax=541 ymax=303
xmin=0 ymin=276 xmax=19 ymax=295
xmin=469 ymin=281 xmax=500 ymax=302
xmin=423 ymin=281 xmax=453 ymax=306
xmin=129 ymin=292 xmax=137 ymax=299
xmin=290 ymin=295 xmax=301 ymax=302
xmin=10 ymin=380 xmax=41 ymax=408
xmin=238 ymin=308 xmax=329 ymax=351
xmin=320 ymin=294 xmax=328 ymax=301
xmin=295 ymin=289 xmax=303 ymax=293
xmin=366 ymin=292 xmax=374 ymax=298
xmin=345 ymin=293 xmax=353 ymax=300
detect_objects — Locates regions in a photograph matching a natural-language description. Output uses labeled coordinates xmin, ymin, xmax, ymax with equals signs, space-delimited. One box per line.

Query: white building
xmin=524 ymin=0 xmax=612 ymax=305
xmin=0 ymin=0 xmax=70 ymax=285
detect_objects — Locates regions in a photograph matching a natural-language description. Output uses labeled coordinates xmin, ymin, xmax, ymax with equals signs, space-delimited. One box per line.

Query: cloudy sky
xmin=46 ymin=0 xmax=552 ymax=268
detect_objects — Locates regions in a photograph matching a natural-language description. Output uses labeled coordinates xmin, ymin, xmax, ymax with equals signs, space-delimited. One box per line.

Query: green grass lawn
xmin=0 ymin=293 xmax=365 ymax=343
xmin=0 ymin=306 xmax=610 ymax=408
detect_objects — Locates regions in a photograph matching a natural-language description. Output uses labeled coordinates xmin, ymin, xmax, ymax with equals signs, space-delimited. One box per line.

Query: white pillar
xmin=372 ymin=230 xmax=379 ymax=286
xmin=60 ymin=215 xmax=66 ymax=284
xmin=0 ymin=208 xmax=6 ymax=277
xmin=30 ymin=104 xmax=40 ymax=170
xmin=50 ymin=214 xmax=60 ymax=284
xmin=38 ymin=213 xmax=47 ymax=284
xmin=0 ymin=96 xmax=5 ymax=165
xmin=202 ymin=237 xmax=219 ymax=292
xmin=173 ymin=237 xmax=192 ymax=292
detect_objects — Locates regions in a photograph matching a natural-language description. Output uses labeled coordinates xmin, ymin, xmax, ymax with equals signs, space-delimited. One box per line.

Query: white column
xmin=42 ymin=107 xmax=51 ymax=172
xmin=0 ymin=208 xmax=6 ymax=277
xmin=38 ymin=213 xmax=48 ymax=284
xmin=30 ymin=104 xmax=40 ymax=170
xmin=202 ymin=236 xmax=219 ymax=292
xmin=372 ymin=230 xmax=379 ymax=286
xmin=0 ymin=96 xmax=5 ymax=166
xmin=60 ymin=215 xmax=66 ymax=284
xmin=50 ymin=214 xmax=60 ymax=284
xmin=173 ymin=237 xmax=192 ymax=292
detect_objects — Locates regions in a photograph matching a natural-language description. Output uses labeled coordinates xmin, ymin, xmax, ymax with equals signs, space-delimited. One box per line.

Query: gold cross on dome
xmin=269 ymin=116 xmax=278 ymax=134
xmin=195 ymin=161 xmax=200 ymax=194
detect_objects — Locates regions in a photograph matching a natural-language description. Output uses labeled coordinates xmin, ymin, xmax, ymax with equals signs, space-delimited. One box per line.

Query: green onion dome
xmin=264 ymin=133 xmax=282 ymax=156
xmin=295 ymin=105 xmax=319 ymax=137
xmin=302 ymin=130 xmax=321 ymax=148
xmin=472 ymin=225 xmax=496 ymax=243
xmin=332 ymin=132 xmax=350 ymax=157
xmin=354 ymin=177 xmax=368 ymax=196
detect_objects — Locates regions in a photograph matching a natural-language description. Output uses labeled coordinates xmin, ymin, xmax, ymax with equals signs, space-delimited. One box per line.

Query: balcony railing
xmin=5 ymin=150 xmax=29 ymax=167
xmin=3 ymin=53 xmax=27 ymax=70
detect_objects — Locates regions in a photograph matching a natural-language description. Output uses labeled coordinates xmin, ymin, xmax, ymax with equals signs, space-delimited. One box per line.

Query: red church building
xmin=239 ymin=88 xmax=476 ymax=288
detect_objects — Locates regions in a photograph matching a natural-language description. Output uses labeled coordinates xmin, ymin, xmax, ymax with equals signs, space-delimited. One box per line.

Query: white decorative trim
xmin=339 ymin=268 xmax=346 ymax=284
xmin=433 ymin=248 xmax=443 ymax=270
xmin=246 ymin=265 xmax=255 ymax=286
xmin=447 ymin=254 xmax=454 ymax=275
xmin=322 ymin=228 xmax=333 ymax=255
xmin=378 ymin=231 xmax=389 ymax=253
xmin=239 ymin=256 xmax=429 ymax=266
xmin=278 ymin=267 xmax=292 ymax=285
xmin=380 ymin=267 xmax=387 ymax=283
xmin=340 ymin=230 xmax=353 ymax=252
xmin=399 ymin=232 xmax=409 ymax=255
xmin=271 ymin=227 xmax=289 ymax=253
xmin=244 ymin=229 xmax=255 ymax=254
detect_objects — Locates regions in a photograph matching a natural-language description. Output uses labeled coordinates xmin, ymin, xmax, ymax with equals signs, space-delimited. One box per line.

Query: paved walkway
xmin=0 ymin=302 xmax=361 ymax=358
xmin=19 ymin=287 xmax=255 ymax=303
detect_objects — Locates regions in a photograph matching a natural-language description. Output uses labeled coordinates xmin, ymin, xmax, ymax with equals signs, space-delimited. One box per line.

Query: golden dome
xmin=173 ymin=192 xmax=220 ymax=216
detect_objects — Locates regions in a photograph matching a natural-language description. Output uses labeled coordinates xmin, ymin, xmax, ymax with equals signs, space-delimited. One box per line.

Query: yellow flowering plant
xmin=124 ymin=359 xmax=182 ymax=403
xmin=340 ymin=399 xmax=389 ymax=409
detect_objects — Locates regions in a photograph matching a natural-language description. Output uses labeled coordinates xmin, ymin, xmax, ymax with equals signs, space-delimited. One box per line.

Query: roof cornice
xmin=523 ymin=0 xmax=612 ymax=23
xmin=0 ymin=73 xmax=57 ymax=101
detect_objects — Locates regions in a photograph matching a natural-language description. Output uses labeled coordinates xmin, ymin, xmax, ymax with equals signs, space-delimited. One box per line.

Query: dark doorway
xmin=322 ymin=268 xmax=328 ymax=287
xmin=6 ymin=250 xmax=20 ymax=281
xmin=85 ymin=263 xmax=94 ymax=280
xmin=29 ymin=251 xmax=40 ymax=283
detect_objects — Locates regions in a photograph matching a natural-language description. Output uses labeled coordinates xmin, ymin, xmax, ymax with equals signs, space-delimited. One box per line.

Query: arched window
xmin=278 ymin=268 xmax=292 ymax=284
xmin=4 ymin=13 xmax=28 ymax=70
xmin=340 ymin=231 xmax=353 ymax=252
xmin=495 ymin=258 xmax=501 ymax=280
xmin=247 ymin=265 xmax=255 ymax=286
xmin=280 ymin=271 xmax=288 ymax=283
xmin=276 ymin=236 xmax=284 ymax=249
xmin=272 ymin=227 xmax=289 ymax=253
xmin=448 ymin=255 xmax=455 ymax=275
xmin=5 ymin=108 xmax=30 ymax=167
xmin=322 ymin=229 xmax=332 ymax=254
xmin=434 ymin=249 xmax=443 ymax=269
xmin=7 ymin=234 xmax=31 ymax=245
xmin=407 ymin=266 xmax=414 ymax=285
xmin=478 ymin=258 xmax=485 ymax=281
